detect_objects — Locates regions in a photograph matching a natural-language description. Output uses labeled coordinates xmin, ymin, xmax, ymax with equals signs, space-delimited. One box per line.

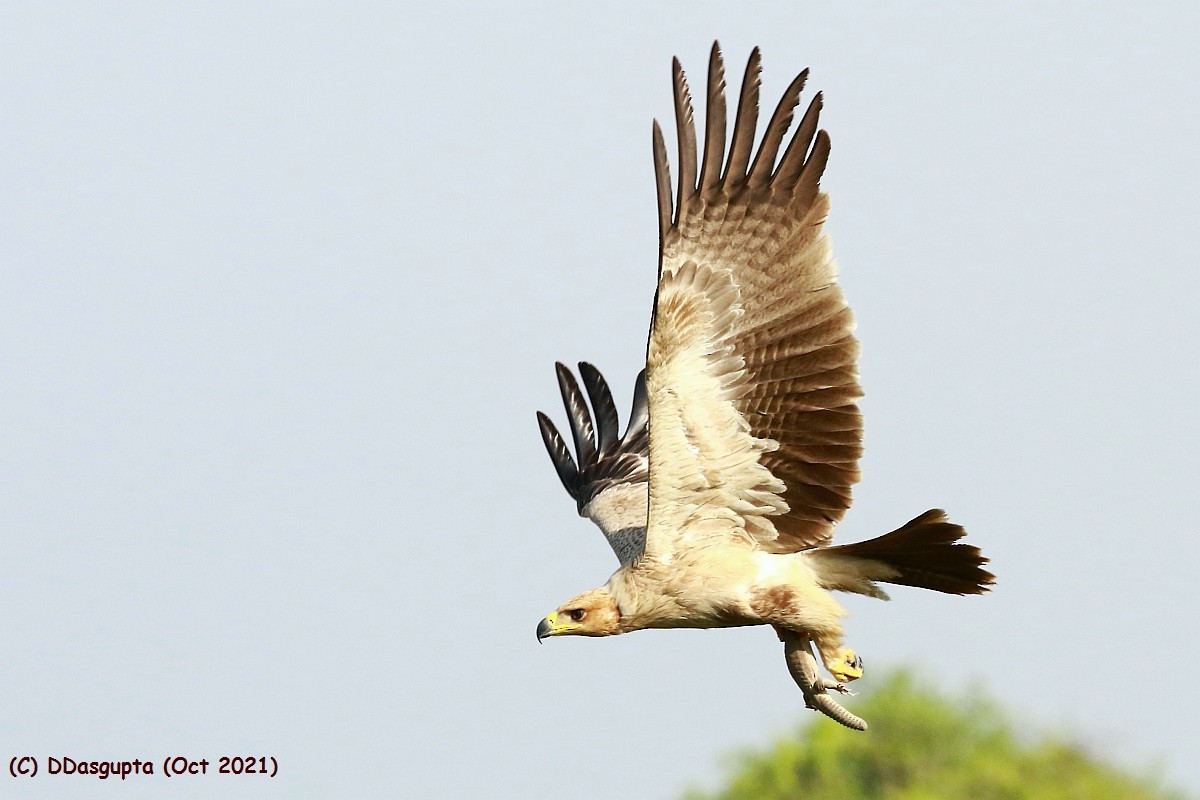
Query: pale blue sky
xmin=2 ymin=2 xmax=1198 ymax=798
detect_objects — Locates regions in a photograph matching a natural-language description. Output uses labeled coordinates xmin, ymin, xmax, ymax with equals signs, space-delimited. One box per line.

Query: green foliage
xmin=683 ymin=671 xmax=1185 ymax=800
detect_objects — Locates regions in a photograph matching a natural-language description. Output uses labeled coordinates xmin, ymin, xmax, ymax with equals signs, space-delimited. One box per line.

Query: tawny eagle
xmin=535 ymin=44 xmax=993 ymax=730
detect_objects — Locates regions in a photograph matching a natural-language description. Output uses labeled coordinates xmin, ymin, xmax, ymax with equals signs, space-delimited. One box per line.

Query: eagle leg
xmin=777 ymin=628 xmax=868 ymax=731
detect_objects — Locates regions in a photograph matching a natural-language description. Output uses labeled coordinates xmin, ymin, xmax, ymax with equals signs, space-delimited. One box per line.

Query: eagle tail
xmin=810 ymin=509 xmax=994 ymax=597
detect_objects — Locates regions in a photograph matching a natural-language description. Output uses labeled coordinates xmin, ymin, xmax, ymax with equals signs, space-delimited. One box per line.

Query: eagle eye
xmin=569 ymin=608 xmax=587 ymax=622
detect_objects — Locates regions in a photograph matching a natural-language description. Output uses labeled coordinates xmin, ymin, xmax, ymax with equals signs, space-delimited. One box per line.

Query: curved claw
xmin=779 ymin=631 xmax=868 ymax=731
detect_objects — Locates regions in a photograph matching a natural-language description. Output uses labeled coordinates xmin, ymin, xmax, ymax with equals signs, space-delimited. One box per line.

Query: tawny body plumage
xmin=535 ymin=44 xmax=993 ymax=730
xmin=609 ymin=546 xmax=846 ymax=634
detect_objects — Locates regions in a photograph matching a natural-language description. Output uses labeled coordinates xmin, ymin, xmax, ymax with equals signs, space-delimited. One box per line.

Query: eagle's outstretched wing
xmin=645 ymin=44 xmax=863 ymax=561
xmin=537 ymin=362 xmax=649 ymax=565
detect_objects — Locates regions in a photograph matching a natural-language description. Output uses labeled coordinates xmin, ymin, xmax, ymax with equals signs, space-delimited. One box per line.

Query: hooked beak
xmin=536 ymin=612 xmax=579 ymax=642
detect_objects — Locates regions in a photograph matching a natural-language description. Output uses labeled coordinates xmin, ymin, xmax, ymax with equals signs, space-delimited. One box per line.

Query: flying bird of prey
xmin=535 ymin=44 xmax=993 ymax=730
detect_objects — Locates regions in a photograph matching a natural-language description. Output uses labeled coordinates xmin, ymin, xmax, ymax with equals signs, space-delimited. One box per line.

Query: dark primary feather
xmin=652 ymin=120 xmax=673 ymax=248
xmin=536 ymin=411 xmax=579 ymax=498
xmin=724 ymin=47 xmax=761 ymax=184
xmin=747 ymin=68 xmax=808 ymax=189
xmin=579 ymin=362 xmax=619 ymax=452
xmin=698 ymin=41 xmax=727 ymax=195
xmin=537 ymin=362 xmax=649 ymax=517
xmin=671 ymin=57 xmax=698 ymax=212
xmin=623 ymin=367 xmax=649 ymax=450
xmin=555 ymin=364 xmax=597 ymax=468
xmin=775 ymin=93 xmax=824 ymax=189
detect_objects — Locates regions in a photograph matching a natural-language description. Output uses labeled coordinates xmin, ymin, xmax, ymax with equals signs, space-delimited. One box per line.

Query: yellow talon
xmin=827 ymin=648 xmax=864 ymax=682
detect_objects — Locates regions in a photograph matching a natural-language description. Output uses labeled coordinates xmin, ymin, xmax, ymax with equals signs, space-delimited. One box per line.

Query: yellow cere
xmin=546 ymin=613 xmax=580 ymax=633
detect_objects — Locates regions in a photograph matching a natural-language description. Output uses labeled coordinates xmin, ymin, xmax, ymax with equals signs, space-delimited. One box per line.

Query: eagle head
xmin=536 ymin=588 xmax=622 ymax=640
